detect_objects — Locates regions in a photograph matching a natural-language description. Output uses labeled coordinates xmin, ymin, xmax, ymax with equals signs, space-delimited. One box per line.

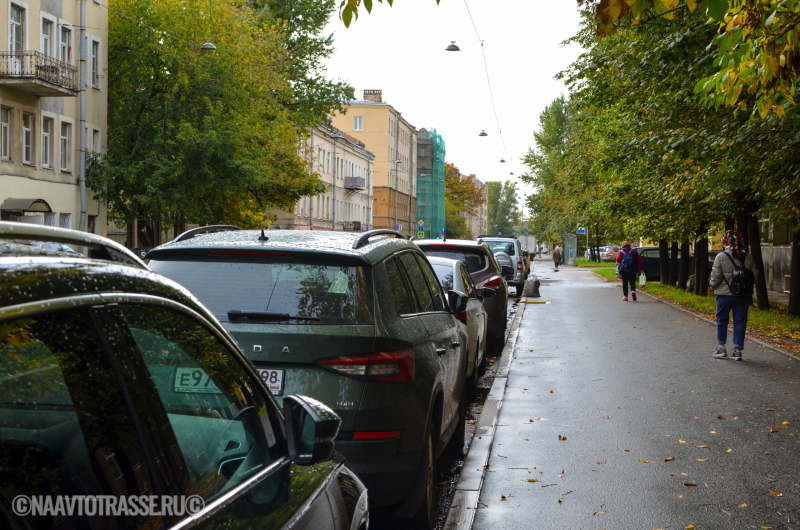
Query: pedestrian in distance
xmin=616 ymin=241 xmax=643 ymax=302
xmin=552 ymin=246 xmax=561 ymax=269
xmin=710 ymin=230 xmax=757 ymax=361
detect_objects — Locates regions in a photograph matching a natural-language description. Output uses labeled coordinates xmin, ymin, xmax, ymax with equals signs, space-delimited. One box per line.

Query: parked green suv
xmin=146 ymin=228 xmax=470 ymax=528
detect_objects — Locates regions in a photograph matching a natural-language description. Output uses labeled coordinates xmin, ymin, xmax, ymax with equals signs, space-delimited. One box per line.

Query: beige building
xmin=0 ymin=0 xmax=107 ymax=234
xmin=461 ymin=174 xmax=488 ymax=238
xmin=274 ymin=126 xmax=374 ymax=231
xmin=331 ymin=89 xmax=418 ymax=235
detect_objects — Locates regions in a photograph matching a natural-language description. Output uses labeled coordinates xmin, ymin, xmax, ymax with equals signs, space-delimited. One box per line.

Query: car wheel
xmin=443 ymin=387 xmax=467 ymax=458
xmin=478 ymin=342 xmax=487 ymax=376
xmin=409 ymin=427 xmax=438 ymax=529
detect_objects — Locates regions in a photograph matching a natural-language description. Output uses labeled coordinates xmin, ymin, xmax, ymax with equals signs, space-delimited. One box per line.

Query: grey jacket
xmin=709 ymin=248 xmax=758 ymax=297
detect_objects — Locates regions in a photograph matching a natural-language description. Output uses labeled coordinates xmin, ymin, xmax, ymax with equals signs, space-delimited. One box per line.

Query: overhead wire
xmin=462 ymin=0 xmax=510 ymax=161
xmin=92 ymin=1 xmax=198 ymax=47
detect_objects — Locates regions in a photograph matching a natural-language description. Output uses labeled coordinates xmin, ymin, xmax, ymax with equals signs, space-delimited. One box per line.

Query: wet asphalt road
xmin=474 ymin=266 xmax=800 ymax=530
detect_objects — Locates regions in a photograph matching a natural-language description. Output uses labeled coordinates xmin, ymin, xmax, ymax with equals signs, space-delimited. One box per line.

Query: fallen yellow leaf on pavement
xmin=718 ymin=415 xmax=726 ymax=419
xmin=771 ymin=429 xmax=780 ymax=433
xmin=782 ymin=421 xmax=790 ymax=425
xmin=671 ymin=473 xmax=677 ymax=476
xmin=696 ymin=458 xmax=708 ymax=462
xmin=558 ymin=435 xmax=567 ymax=440
xmin=664 ymin=456 xmax=675 ymax=461
xmin=762 ymin=526 xmax=772 ymax=529
xmin=639 ymin=459 xmax=652 ymax=463
xmin=767 ymin=408 xmax=775 ymax=411
xmin=726 ymin=449 xmax=732 ymax=453
xmin=501 ymin=495 xmax=507 ymax=500
xmin=557 ymin=498 xmax=563 ymax=503
xmin=684 ymin=482 xmax=698 ymax=487
xmin=686 ymin=525 xmax=694 ymax=529
xmin=527 ymin=479 xmax=539 ymax=482
xmin=771 ymin=491 xmax=783 ymax=497
xmin=739 ymin=503 xmax=747 ymax=508
xmin=678 ymin=439 xmax=686 ymax=444
xmin=592 ymin=510 xmax=605 ymax=516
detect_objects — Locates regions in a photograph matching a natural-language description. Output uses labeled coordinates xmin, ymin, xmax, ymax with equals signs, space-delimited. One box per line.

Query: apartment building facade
xmin=461 ymin=175 xmax=487 ymax=238
xmin=416 ymin=128 xmax=445 ymax=239
xmin=273 ymin=126 xmax=374 ymax=231
xmin=331 ymin=89 xmax=418 ymax=235
xmin=0 ymin=0 xmax=107 ymax=234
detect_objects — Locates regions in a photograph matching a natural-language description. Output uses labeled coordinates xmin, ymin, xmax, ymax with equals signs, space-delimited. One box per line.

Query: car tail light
xmin=477 ymin=275 xmax=502 ymax=290
xmin=353 ymin=430 xmax=403 ymax=440
xmin=315 ymin=348 xmax=415 ymax=384
xmin=517 ymin=262 xmax=522 ymax=270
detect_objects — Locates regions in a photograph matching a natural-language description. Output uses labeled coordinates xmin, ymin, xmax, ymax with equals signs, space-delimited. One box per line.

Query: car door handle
xmin=450 ymin=342 xmax=460 ymax=348
xmin=436 ymin=348 xmax=447 ymax=356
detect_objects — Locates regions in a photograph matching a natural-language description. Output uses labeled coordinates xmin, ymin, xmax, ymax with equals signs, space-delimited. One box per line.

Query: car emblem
xmin=282 ymin=346 xmax=290 ymax=354
xmin=253 ymin=345 xmax=262 ymax=352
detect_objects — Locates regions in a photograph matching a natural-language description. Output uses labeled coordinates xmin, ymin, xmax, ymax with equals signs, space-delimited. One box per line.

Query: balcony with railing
xmin=344 ymin=176 xmax=366 ymax=190
xmin=0 ymin=51 xmax=79 ymax=96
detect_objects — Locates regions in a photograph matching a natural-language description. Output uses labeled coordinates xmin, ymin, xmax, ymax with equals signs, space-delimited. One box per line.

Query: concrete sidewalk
xmin=472 ymin=267 xmax=800 ymax=529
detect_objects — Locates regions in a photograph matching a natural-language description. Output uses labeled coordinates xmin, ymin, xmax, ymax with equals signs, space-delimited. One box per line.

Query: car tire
xmin=409 ymin=427 xmax=438 ymax=530
xmin=488 ymin=314 xmax=507 ymax=356
xmin=443 ymin=387 xmax=467 ymax=458
xmin=478 ymin=342 xmax=487 ymax=376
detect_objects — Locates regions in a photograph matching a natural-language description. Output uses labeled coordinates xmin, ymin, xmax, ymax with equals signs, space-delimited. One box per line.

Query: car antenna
xmin=258 ymin=227 xmax=269 ymax=241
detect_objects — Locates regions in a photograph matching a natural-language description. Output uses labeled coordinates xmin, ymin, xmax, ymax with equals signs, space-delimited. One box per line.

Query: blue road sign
xmin=393 ymin=225 xmax=399 ymax=231
xmin=498 ymin=232 xmax=502 ymax=235
xmin=417 ymin=231 xmax=425 ymax=238
xmin=512 ymin=232 xmax=516 ymax=235
xmin=577 ymin=228 xmax=586 ymax=234
xmin=441 ymin=227 xmax=446 ymax=232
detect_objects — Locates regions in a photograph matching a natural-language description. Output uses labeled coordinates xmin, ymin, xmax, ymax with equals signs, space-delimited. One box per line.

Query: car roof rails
xmin=478 ymin=234 xmax=517 ymax=239
xmin=0 ymin=221 xmax=149 ymax=270
xmin=476 ymin=238 xmax=483 ymax=245
xmin=174 ymin=225 xmax=241 ymax=242
xmin=352 ymin=229 xmax=407 ymax=249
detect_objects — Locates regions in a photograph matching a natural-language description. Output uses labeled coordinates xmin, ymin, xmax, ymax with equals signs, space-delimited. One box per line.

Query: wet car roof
xmin=0 ymin=242 xmax=214 ymax=322
xmin=145 ymin=230 xmax=418 ymax=266
xmin=415 ymin=239 xmax=484 ymax=247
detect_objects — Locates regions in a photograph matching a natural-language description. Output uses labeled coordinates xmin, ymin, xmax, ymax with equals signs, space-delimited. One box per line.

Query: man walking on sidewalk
xmin=710 ymin=230 xmax=758 ymax=361
xmin=616 ymin=241 xmax=643 ymax=301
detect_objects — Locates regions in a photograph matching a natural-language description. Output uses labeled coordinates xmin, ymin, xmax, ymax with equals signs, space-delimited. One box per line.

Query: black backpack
xmin=722 ymin=252 xmax=755 ymax=296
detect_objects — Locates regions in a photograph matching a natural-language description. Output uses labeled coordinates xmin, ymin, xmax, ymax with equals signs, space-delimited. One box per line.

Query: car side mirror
xmin=481 ymin=287 xmax=496 ymax=299
xmin=283 ymin=395 xmax=340 ymax=465
xmin=447 ymin=290 xmax=469 ymax=314
xmin=501 ymin=265 xmax=514 ymax=280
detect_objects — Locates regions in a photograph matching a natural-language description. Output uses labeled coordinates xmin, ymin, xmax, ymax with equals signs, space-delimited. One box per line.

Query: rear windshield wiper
xmin=227 ymin=309 xmax=320 ymax=322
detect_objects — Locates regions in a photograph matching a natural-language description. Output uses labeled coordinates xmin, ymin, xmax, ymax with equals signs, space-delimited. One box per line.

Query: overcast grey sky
xmin=322 ymin=0 xmax=584 ymax=205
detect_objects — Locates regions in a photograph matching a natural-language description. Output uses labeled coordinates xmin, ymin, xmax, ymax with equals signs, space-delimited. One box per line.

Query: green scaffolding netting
xmin=416 ymin=129 xmax=445 ymax=239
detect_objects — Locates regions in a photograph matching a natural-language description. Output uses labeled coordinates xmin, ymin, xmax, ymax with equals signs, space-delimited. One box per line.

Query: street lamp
xmin=500 ymin=158 xmax=506 ymax=163
xmin=200 ymin=42 xmax=217 ymax=51
xmin=445 ymin=41 xmax=461 ymax=51
xmin=479 ymin=130 xmax=488 ymax=137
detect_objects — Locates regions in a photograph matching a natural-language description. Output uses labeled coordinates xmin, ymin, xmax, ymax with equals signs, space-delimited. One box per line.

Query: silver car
xmin=428 ymin=256 xmax=491 ymax=403
xmin=481 ymin=236 xmax=529 ymax=296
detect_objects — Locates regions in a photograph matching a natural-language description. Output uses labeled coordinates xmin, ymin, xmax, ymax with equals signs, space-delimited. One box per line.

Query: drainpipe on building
xmin=394 ymin=112 xmax=400 ymax=230
xmin=408 ymin=134 xmax=414 ymax=236
xmin=368 ymin=153 xmax=374 ymax=230
xmin=78 ymin=0 xmax=87 ymax=235
xmin=332 ymin=132 xmax=341 ymax=231
xmin=309 ymin=130 xmax=314 ymax=230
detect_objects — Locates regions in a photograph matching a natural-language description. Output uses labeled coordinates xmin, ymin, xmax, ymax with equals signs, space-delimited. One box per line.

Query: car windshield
xmin=431 ymin=263 xmax=455 ymax=291
xmin=149 ymin=258 xmax=373 ymax=325
xmin=486 ymin=241 xmax=516 ymax=256
xmin=420 ymin=247 xmax=488 ymax=273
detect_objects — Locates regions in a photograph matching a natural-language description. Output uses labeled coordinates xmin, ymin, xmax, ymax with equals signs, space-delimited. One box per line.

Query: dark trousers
xmin=716 ymin=295 xmax=750 ymax=349
xmin=620 ymin=271 xmax=637 ymax=297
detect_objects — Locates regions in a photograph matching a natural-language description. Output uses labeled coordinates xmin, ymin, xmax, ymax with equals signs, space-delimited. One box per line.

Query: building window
xmin=10 ymin=5 xmax=24 ymax=52
xmin=92 ymin=128 xmax=101 ymax=152
xmin=60 ymin=27 xmax=71 ymax=62
xmin=22 ymin=113 xmax=33 ymax=165
xmin=88 ymin=215 xmax=98 ymax=234
xmin=44 ymin=212 xmax=56 ymax=226
xmin=42 ymin=117 xmax=53 ymax=168
xmin=353 ymin=116 xmax=362 ymax=131
xmin=60 ymin=121 xmax=71 ymax=171
xmin=58 ymin=213 xmax=72 ymax=229
xmin=42 ymin=19 xmax=52 ymax=55
xmin=0 ymin=107 xmax=9 ymax=160
xmin=91 ymin=40 xmax=100 ymax=87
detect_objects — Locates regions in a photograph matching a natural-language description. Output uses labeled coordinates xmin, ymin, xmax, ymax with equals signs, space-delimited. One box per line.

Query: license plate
xmin=257 ymin=369 xmax=285 ymax=396
xmin=173 ymin=368 xmax=223 ymax=394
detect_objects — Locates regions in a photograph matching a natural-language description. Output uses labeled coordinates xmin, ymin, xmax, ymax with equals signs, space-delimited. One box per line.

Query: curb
xmin=638 ymin=290 xmax=800 ymax=362
xmin=441 ymin=297 xmax=525 ymax=530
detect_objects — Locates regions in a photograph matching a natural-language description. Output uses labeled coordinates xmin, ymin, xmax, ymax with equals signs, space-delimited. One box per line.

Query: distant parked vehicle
xmin=415 ymin=239 xmax=512 ymax=355
xmin=480 ymin=236 xmax=529 ymax=296
xmin=623 ymin=246 xmax=712 ymax=282
xmin=599 ymin=245 xmax=620 ymax=262
xmin=428 ymin=256 xmax=492 ymax=402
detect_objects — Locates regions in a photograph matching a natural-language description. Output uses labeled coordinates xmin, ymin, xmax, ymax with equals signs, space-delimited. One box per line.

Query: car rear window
xmin=149 ymin=258 xmax=373 ymax=325
xmin=486 ymin=241 xmax=516 ymax=256
xmin=420 ymin=247 xmax=488 ymax=273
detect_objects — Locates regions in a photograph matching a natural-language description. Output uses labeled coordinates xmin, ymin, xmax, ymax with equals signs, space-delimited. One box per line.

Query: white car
xmin=428 ymin=256 xmax=491 ymax=403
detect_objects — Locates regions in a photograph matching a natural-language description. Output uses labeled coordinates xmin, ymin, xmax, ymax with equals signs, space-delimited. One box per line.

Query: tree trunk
xmin=668 ymin=241 xmax=679 ymax=286
xmin=747 ymin=211 xmax=770 ymax=310
xmin=698 ymin=236 xmax=710 ymax=296
xmin=725 ymin=217 xmax=735 ymax=231
xmin=736 ymin=208 xmax=749 ymax=252
xmin=789 ymin=223 xmax=800 ymax=317
xmin=693 ymin=238 xmax=702 ymax=295
xmin=678 ymin=242 xmax=690 ymax=290
xmin=659 ymin=239 xmax=670 ymax=284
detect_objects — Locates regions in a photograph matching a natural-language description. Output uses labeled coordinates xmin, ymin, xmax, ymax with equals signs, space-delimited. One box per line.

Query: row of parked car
xmin=0 ymin=222 xmax=527 ymax=530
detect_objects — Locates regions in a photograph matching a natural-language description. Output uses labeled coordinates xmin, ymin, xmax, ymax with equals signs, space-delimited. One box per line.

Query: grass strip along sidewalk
xmin=641 ymin=283 xmax=800 ymax=355
xmin=577 ymin=257 xmax=617 ymax=268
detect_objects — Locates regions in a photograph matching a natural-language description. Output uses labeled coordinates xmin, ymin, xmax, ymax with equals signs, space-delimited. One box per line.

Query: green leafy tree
xmin=91 ymin=0 xmax=325 ymax=245
xmin=486 ymin=181 xmax=520 ymax=236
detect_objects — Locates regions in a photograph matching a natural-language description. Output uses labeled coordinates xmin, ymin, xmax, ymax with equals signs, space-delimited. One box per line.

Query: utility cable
xmin=92 ymin=1 xmax=198 ymax=47
xmin=463 ymin=0 xmax=510 ymax=161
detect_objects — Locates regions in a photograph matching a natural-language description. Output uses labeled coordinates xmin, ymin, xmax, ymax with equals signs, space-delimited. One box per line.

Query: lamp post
xmin=331 ymin=132 xmax=342 ymax=231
